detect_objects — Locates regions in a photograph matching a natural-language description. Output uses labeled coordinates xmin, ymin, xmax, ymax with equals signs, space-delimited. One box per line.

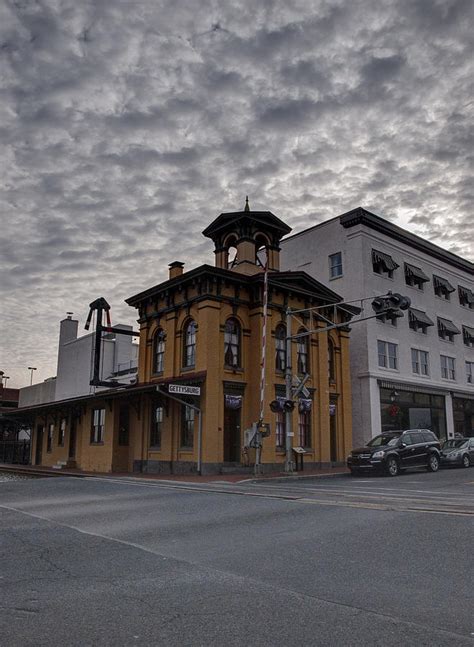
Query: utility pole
xmin=28 ymin=367 xmax=37 ymax=386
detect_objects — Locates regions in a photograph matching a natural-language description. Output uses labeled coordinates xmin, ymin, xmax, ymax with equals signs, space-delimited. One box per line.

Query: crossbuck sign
xmin=168 ymin=384 xmax=201 ymax=396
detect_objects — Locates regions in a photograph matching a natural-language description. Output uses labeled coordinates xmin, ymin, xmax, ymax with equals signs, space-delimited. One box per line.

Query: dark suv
xmin=347 ymin=429 xmax=441 ymax=477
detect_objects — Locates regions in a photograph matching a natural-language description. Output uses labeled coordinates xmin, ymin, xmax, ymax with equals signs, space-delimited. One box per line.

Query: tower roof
xmin=202 ymin=208 xmax=291 ymax=241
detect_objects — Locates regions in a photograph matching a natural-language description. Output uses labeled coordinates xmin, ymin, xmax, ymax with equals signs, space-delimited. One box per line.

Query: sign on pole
xmin=169 ymin=384 xmax=201 ymax=396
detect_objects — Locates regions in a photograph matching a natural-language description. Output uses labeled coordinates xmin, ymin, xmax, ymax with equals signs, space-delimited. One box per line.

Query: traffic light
xmin=371 ymin=292 xmax=411 ymax=319
xmin=270 ymin=399 xmax=295 ymax=413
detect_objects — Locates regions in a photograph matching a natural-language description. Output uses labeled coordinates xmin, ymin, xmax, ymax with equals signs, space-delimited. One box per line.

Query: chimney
xmin=169 ymin=261 xmax=184 ymax=279
xmin=59 ymin=314 xmax=78 ymax=346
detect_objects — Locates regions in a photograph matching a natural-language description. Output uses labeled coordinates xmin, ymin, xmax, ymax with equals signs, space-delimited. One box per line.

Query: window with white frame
xmin=377 ymin=341 xmax=398 ymax=370
xmin=47 ymin=423 xmax=54 ymax=452
xmin=411 ymin=349 xmax=429 ymax=376
xmin=150 ymin=405 xmax=163 ymax=447
xmin=153 ymin=329 xmax=166 ymax=373
xmin=329 ymin=252 xmax=343 ymax=279
xmin=275 ymin=325 xmax=286 ymax=371
xmin=275 ymin=412 xmax=286 ymax=448
xmin=90 ymin=408 xmax=105 ymax=443
xmin=440 ymin=355 xmax=456 ymax=380
xmin=466 ymin=361 xmax=473 ymax=384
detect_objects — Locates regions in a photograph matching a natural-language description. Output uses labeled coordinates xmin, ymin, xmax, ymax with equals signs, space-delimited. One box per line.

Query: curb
xmin=241 ymin=471 xmax=350 ymax=484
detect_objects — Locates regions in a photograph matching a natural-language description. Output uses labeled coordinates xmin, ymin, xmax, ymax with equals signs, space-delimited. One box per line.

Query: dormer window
xmin=433 ymin=275 xmax=455 ymax=300
xmin=437 ymin=317 xmax=460 ymax=342
xmin=372 ymin=249 xmax=398 ymax=278
xmin=408 ymin=308 xmax=434 ymax=334
xmin=405 ymin=263 xmax=429 ymax=290
xmin=458 ymin=285 xmax=474 ymax=309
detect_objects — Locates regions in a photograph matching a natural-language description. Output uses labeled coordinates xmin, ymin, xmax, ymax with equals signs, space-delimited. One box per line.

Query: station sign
xmin=168 ymin=384 xmax=201 ymax=396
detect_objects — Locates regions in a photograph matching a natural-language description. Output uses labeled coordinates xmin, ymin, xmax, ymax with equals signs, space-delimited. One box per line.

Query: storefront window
xmin=453 ymin=398 xmax=474 ymax=438
xmin=380 ymin=388 xmax=447 ymax=440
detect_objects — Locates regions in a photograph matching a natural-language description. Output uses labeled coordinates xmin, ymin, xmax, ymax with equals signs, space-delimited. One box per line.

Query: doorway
xmin=68 ymin=417 xmax=76 ymax=459
xmin=35 ymin=425 xmax=44 ymax=465
xmin=224 ymin=406 xmax=241 ymax=462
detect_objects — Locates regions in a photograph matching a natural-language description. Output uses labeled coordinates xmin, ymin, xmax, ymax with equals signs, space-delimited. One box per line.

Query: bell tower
xmin=202 ymin=198 xmax=292 ymax=275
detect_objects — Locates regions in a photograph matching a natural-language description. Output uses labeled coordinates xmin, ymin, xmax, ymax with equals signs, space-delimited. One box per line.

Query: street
xmin=1 ymin=469 xmax=473 ymax=646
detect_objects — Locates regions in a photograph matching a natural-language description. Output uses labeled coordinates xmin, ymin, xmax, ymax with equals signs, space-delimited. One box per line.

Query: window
xmin=466 ymin=361 xmax=473 ymax=384
xmin=275 ymin=412 xmax=286 ymax=449
xmin=463 ymin=326 xmax=474 ymax=348
xmin=329 ymin=252 xmax=343 ymax=279
xmin=224 ymin=318 xmax=241 ymax=368
xmin=58 ymin=418 xmax=66 ymax=446
xmin=372 ymin=249 xmax=399 ymax=278
xmin=153 ymin=329 xmax=166 ymax=374
xmin=91 ymin=408 xmax=105 ymax=443
xmin=458 ymin=285 xmax=474 ymax=309
xmin=377 ymin=341 xmax=398 ymax=370
xmin=298 ymin=410 xmax=311 ymax=448
xmin=433 ymin=275 xmax=455 ymax=300
xmin=297 ymin=333 xmax=309 ymax=374
xmin=47 ymin=424 xmax=54 ymax=452
xmin=275 ymin=325 xmax=286 ymax=371
xmin=328 ymin=339 xmax=336 ymax=381
xmin=437 ymin=318 xmax=460 ymax=343
xmin=150 ymin=405 xmax=163 ymax=448
xmin=411 ymin=349 xmax=429 ymax=376
xmin=404 ymin=263 xmax=429 ymax=290
xmin=408 ymin=308 xmax=434 ymax=334
xmin=440 ymin=355 xmax=456 ymax=380
xmin=183 ymin=320 xmax=197 ymax=368
xmin=181 ymin=405 xmax=194 ymax=448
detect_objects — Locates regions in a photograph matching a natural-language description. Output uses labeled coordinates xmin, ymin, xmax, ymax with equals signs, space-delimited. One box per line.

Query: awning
xmin=433 ymin=275 xmax=455 ymax=293
xmin=463 ymin=325 xmax=474 ymax=343
xmin=408 ymin=308 xmax=434 ymax=326
xmin=404 ymin=263 xmax=430 ymax=283
xmin=372 ymin=249 xmax=399 ymax=271
xmin=459 ymin=285 xmax=474 ymax=305
xmin=437 ymin=317 xmax=460 ymax=334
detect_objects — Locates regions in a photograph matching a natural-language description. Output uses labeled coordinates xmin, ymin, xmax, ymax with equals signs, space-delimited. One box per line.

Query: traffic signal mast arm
xmin=288 ymin=292 xmax=411 ymax=339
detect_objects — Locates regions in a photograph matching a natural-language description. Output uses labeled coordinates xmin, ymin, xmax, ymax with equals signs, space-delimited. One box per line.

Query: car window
xmin=470 ymin=439 xmax=474 ymax=448
xmin=422 ymin=431 xmax=435 ymax=443
xmin=411 ymin=432 xmax=424 ymax=444
xmin=402 ymin=433 xmax=414 ymax=445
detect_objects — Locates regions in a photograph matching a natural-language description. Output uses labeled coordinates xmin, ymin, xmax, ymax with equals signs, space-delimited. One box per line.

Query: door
xmin=224 ymin=406 xmax=241 ymax=462
xmin=35 ymin=425 xmax=43 ymax=465
xmin=399 ymin=432 xmax=416 ymax=467
xmin=68 ymin=417 xmax=76 ymax=459
xmin=330 ymin=411 xmax=338 ymax=462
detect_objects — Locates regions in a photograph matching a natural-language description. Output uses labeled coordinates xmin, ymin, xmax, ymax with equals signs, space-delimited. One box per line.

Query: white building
xmin=281 ymin=207 xmax=474 ymax=446
xmin=19 ymin=315 xmax=139 ymax=407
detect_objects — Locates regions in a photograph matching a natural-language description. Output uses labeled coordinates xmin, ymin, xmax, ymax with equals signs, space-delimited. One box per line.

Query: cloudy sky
xmin=1 ymin=0 xmax=473 ymax=388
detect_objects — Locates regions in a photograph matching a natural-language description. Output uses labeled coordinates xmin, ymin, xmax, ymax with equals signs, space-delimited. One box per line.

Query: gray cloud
xmin=1 ymin=0 xmax=472 ymax=388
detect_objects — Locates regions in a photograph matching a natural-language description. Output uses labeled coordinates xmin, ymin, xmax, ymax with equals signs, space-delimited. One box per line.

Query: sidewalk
xmin=0 ymin=463 xmax=349 ymax=484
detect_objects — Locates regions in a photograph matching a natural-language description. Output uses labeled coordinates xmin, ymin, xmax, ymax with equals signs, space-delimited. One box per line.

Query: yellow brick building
xmin=21 ymin=203 xmax=356 ymax=475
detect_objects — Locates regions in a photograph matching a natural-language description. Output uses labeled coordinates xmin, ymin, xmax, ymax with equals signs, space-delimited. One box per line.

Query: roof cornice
xmin=340 ymin=207 xmax=473 ymax=275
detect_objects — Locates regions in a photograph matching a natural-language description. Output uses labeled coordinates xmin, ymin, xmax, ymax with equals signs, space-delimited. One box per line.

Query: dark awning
xmin=409 ymin=308 xmax=434 ymax=326
xmin=404 ymin=263 xmax=430 ymax=283
xmin=433 ymin=275 xmax=455 ymax=293
xmin=372 ymin=249 xmax=399 ymax=271
xmin=463 ymin=325 xmax=474 ymax=342
xmin=459 ymin=285 xmax=474 ymax=305
xmin=437 ymin=317 xmax=460 ymax=334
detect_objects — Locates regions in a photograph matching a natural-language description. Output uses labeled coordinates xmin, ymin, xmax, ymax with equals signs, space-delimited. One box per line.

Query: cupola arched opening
xmin=255 ymin=233 xmax=270 ymax=268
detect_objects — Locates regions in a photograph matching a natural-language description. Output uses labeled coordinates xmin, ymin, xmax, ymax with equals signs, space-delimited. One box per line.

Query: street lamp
xmin=2 ymin=375 xmax=10 ymax=387
xmin=390 ymin=389 xmax=399 ymax=402
xmin=28 ymin=367 xmax=37 ymax=386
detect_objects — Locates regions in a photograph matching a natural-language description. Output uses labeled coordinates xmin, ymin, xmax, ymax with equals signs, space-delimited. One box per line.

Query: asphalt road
xmin=1 ymin=468 xmax=473 ymax=646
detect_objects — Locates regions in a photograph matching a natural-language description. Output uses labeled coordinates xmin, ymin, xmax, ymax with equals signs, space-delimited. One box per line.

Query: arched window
xmin=183 ymin=320 xmax=197 ymax=367
xmin=153 ymin=329 xmax=166 ymax=374
xmin=328 ymin=339 xmax=336 ymax=382
xmin=224 ymin=318 xmax=241 ymax=368
xmin=255 ymin=234 xmax=269 ymax=267
xmin=275 ymin=324 xmax=286 ymax=371
xmin=297 ymin=332 xmax=309 ymax=374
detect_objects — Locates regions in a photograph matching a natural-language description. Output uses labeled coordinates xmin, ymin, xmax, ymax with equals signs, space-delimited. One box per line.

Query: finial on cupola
xmin=244 ymin=195 xmax=250 ymax=212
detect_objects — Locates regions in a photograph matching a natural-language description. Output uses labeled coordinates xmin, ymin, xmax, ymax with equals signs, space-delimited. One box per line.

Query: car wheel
xmin=427 ymin=454 xmax=440 ymax=472
xmin=462 ymin=454 xmax=470 ymax=468
xmin=386 ymin=457 xmax=399 ymax=477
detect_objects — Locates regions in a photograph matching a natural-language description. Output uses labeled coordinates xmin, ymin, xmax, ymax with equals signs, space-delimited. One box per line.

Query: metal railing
xmin=0 ymin=440 xmax=31 ymax=465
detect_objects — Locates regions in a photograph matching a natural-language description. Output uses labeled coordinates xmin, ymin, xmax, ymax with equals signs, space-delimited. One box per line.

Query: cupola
xmin=202 ymin=197 xmax=292 ymax=275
